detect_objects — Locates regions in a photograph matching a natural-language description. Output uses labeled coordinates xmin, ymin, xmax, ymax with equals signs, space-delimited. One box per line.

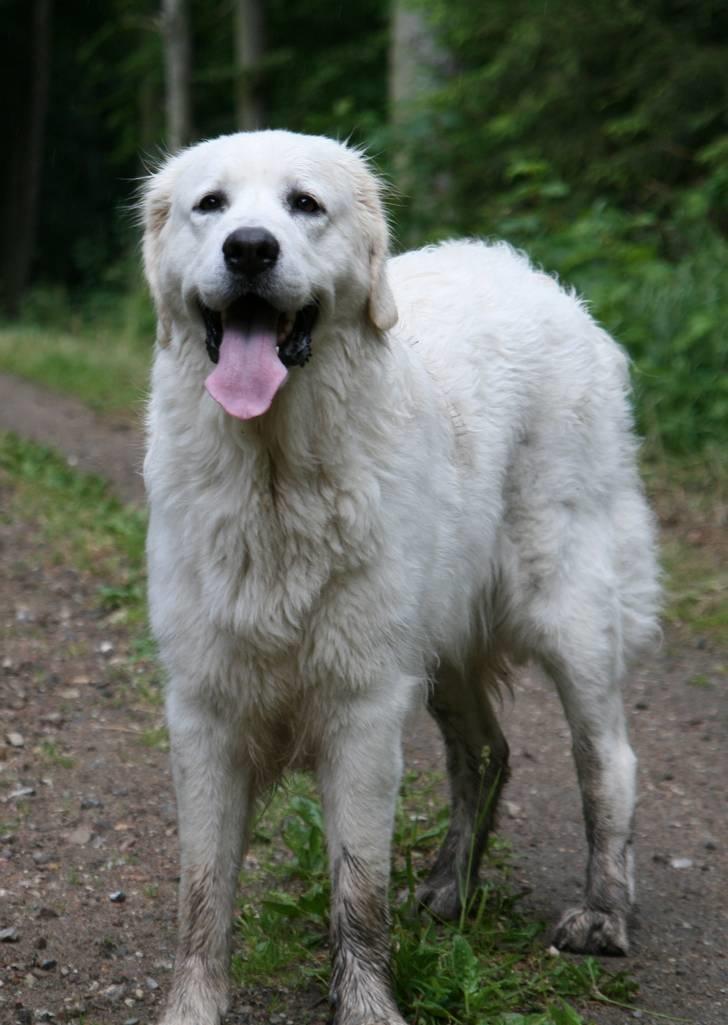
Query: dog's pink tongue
xmin=205 ymin=301 xmax=287 ymax=420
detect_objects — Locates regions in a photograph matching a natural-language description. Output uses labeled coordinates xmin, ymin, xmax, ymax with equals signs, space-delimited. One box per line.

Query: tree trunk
xmin=389 ymin=1 xmax=451 ymax=241
xmin=1 ymin=0 xmax=52 ymax=316
xmin=162 ymin=0 xmax=191 ymax=151
xmin=233 ymin=0 xmax=265 ymax=131
xmin=389 ymin=3 xmax=445 ymax=124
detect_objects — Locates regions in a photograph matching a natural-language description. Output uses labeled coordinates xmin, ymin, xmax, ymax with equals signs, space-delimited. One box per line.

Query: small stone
xmin=32 ymin=851 xmax=55 ymax=866
xmin=40 ymin=959 xmax=57 ymax=971
xmin=704 ymin=837 xmax=718 ymax=851
xmin=9 ymin=786 xmax=36 ymax=800
xmin=144 ymin=976 xmax=159 ymax=990
xmin=123 ymin=1019 xmax=141 ymax=1025
xmin=103 ymin=983 xmax=126 ymax=1002
xmin=98 ymin=641 xmax=115 ymax=656
xmin=6 ymin=731 xmax=25 ymax=747
xmin=547 ymin=945 xmax=560 ymax=956
xmin=40 ymin=712 xmax=63 ymax=725
xmin=0 ymin=927 xmax=19 ymax=942
xmin=504 ymin=800 xmax=522 ymax=819
xmin=80 ymin=797 xmax=103 ymax=810
xmin=66 ymin=826 xmax=93 ymax=846
xmin=34 ymin=1011 xmax=54 ymax=1022
xmin=670 ymin=857 xmax=693 ymax=870
xmin=109 ymin=890 xmax=126 ymax=903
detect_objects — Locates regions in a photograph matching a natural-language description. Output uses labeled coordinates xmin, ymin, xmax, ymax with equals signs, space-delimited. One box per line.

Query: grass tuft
xmin=232 ymin=774 xmax=637 ymax=1024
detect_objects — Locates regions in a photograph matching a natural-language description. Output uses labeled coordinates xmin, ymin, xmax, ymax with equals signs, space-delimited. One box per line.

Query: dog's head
xmin=141 ymin=130 xmax=397 ymax=420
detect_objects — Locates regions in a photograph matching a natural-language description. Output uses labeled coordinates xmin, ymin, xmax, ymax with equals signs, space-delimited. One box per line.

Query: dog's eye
xmin=195 ymin=192 xmax=226 ymax=213
xmin=291 ymin=192 xmax=323 ymax=215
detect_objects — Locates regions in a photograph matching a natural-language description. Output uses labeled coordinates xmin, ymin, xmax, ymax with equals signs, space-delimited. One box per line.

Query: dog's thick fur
xmin=142 ymin=130 xmax=659 ymax=1025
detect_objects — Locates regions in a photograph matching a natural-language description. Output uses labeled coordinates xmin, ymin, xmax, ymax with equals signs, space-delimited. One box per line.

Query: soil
xmin=1 ymin=372 xmax=726 ymax=1025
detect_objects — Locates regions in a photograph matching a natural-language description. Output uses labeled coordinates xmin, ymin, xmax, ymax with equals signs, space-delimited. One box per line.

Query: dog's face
xmin=142 ymin=131 xmax=397 ymax=419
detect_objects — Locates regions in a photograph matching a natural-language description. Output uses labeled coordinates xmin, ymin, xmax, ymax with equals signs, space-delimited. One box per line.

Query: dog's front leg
xmin=318 ymin=698 xmax=408 ymax=1025
xmin=159 ymin=692 xmax=252 ymax=1025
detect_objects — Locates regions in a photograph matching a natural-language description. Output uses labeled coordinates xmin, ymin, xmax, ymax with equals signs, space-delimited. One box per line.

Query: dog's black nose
xmin=222 ymin=227 xmax=280 ymax=276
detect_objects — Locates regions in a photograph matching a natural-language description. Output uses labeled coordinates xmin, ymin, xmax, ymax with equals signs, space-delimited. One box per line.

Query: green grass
xmin=661 ymin=539 xmax=728 ymax=643
xmin=231 ymin=773 xmax=637 ymax=1025
xmin=39 ymin=740 xmax=76 ymax=768
xmin=0 ymin=320 xmax=151 ymax=416
xmin=643 ymin=454 xmax=728 ymax=645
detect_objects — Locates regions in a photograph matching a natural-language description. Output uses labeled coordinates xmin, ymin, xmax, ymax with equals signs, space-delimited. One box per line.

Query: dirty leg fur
xmin=417 ymin=663 xmax=510 ymax=920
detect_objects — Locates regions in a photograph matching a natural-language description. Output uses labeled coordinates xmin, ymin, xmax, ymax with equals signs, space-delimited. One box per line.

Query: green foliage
xmin=231 ymin=773 xmax=637 ymax=1023
xmin=400 ymin=0 xmax=728 ymax=238
xmin=519 ymin=211 xmax=728 ymax=454
xmin=388 ymin=0 xmax=728 ymax=455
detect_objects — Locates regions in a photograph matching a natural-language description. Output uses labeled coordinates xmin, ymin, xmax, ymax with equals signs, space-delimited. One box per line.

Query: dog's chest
xmin=189 ymin=453 xmax=387 ymax=660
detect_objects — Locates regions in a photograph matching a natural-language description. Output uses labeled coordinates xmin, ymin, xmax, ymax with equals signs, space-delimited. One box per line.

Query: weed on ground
xmin=232 ymin=774 xmax=637 ymax=1025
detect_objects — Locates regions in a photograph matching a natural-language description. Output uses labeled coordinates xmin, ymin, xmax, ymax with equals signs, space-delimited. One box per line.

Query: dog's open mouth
xmin=201 ymin=296 xmax=318 ymax=421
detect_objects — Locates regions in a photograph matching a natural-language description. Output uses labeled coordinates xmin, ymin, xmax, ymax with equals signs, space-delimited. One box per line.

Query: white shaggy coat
xmin=142 ymin=130 xmax=659 ymax=1025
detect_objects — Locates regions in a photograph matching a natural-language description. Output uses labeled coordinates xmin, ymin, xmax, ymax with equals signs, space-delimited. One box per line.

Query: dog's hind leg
xmin=416 ymin=657 xmax=510 ymax=920
xmin=159 ymin=692 xmax=254 ymax=1025
xmin=318 ymin=690 xmax=410 ymax=1025
xmin=547 ymin=651 xmax=636 ymax=955
xmin=528 ymin=588 xmax=637 ymax=956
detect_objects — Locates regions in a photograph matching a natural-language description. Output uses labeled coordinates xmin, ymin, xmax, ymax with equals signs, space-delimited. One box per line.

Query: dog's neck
xmin=214 ymin=319 xmax=402 ymax=472
xmin=154 ymin=314 xmax=413 ymax=495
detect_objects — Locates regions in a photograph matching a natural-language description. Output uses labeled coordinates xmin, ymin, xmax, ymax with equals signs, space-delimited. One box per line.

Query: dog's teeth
xmin=277 ymin=315 xmax=295 ymax=344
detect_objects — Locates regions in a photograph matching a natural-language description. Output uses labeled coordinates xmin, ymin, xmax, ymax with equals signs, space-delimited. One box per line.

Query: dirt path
xmin=0 ymin=373 xmax=144 ymax=505
xmin=1 ymin=374 xmax=726 ymax=1025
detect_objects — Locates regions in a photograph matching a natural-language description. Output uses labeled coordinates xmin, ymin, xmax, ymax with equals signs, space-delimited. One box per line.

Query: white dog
xmin=141 ymin=130 xmax=659 ymax=1025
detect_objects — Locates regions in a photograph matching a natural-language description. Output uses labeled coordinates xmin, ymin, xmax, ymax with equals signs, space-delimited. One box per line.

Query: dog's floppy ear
xmin=141 ymin=160 xmax=177 ymax=347
xmin=356 ymin=165 xmax=398 ymax=333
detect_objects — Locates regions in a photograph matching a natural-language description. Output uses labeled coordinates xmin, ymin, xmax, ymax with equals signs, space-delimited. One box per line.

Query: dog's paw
xmin=552 ymin=906 xmax=629 ymax=956
xmin=333 ymin=1015 xmax=408 ymax=1025
xmin=157 ymin=1009 xmax=221 ymax=1025
xmin=414 ymin=879 xmax=463 ymax=921
xmin=158 ymin=1010 xmax=221 ymax=1025
xmin=157 ymin=976 xmax=228 ymax=1025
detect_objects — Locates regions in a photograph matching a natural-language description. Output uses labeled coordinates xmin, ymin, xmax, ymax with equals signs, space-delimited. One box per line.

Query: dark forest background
xmin=1 ymin=0 xmax=727 ymax=453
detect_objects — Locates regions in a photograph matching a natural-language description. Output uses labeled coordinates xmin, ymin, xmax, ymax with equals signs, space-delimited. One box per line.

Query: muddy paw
xmin=552 ymin=906 xmax=629 ymax=956
xmin=414 ymin=879 xmax=463 ymax=921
